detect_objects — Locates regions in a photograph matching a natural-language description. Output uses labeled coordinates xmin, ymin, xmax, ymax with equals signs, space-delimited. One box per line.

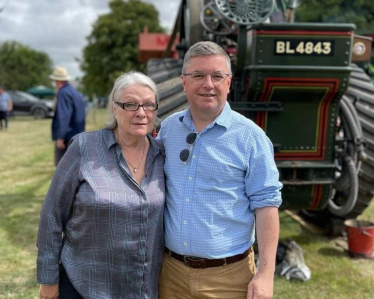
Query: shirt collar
xmin=103 ymin=128 xmax=164 ymax=156
xmin=180 ymin=102 xmax=232 ymax=131
xmin=214 ymin=102 xmax=232 ymax=129
xmin=104 ymin=128 xmax=117 ymax=148
xmin=59 ymin=81 xmax=70 ymax=90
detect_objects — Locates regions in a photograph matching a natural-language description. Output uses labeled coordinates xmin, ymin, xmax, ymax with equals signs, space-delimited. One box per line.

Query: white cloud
xmin=0 ymin=0 xmax=180 ymax=80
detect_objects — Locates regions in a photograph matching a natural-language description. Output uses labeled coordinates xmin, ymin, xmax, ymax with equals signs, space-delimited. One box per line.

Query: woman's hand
xmin=39 ymin=283 xmax=59 ymax=299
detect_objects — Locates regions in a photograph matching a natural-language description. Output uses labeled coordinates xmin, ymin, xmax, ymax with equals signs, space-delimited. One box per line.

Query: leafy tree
xmin=0 ymin=41 xmax=53 ymax=91
xmin=295 ymin=0 xmax=374 ymax=30
xmin=81 ymin=0 xmax=164 ymax=97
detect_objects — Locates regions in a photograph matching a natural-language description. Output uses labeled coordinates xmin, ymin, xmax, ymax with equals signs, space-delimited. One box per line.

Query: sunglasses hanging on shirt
xmin=179 ymin=132 xmax=198 ymax=163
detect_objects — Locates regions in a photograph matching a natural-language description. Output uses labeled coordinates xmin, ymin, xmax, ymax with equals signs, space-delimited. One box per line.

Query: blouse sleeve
xmin=36 ymin=135 xmax=82 ymax=284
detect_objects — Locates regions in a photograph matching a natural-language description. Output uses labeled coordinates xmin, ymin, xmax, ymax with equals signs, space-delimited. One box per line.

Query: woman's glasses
xmin=179 ymin=132 xmax=198 ymax=163
xmin=114 ymin=102 xmax=158 ymax=111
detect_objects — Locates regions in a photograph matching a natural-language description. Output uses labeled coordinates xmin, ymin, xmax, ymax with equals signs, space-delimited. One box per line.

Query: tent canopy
xmin=26 ymin=85 xmax=56 ymax=99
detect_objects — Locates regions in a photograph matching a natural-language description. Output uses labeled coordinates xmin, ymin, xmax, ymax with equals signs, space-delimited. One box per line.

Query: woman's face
xmin=113 ymin=84 xmax=157 ymax=137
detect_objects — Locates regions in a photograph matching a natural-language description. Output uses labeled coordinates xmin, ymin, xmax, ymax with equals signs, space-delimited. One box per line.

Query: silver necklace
xmin=114 ymin=130 xmax=147 ymax=173
xmin=125 ymin=142 xmax=146 ymax=173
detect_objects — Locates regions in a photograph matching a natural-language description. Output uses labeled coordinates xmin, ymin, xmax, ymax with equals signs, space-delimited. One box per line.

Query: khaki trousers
xmin=159 ymin=250 xmax=256 ymax=299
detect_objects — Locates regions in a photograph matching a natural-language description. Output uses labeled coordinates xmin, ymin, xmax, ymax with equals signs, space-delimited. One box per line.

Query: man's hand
xmin=56 ymin=139 xmax=65 ymax=150
xmin=247 ymin=273 xmax=274 ymax=299
xmin=39 ymin=283 xmax=59 ymax=299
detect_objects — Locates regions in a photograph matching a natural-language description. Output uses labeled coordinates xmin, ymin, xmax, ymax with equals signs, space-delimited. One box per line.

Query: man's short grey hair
xmin=182 ymin=41 xmax=232 ymax=75
xmin=106 ymin=71 xmax=158 ymax=130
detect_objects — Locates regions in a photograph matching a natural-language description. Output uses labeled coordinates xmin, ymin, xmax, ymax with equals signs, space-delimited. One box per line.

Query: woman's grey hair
xmin=106 ymin=71 xmax=158 ymax=130
xmin=182 ymin=41 xmax=232 ymax=75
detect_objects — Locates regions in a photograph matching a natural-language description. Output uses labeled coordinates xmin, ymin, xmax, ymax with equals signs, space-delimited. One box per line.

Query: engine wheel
xmin=344 ymin=65 xmax=374 ymax=218
xmin=200 ymin=1 xmax=237 ymax=36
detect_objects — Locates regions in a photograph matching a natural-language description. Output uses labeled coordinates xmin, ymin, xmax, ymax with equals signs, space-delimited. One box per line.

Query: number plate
xmin=274 ymin=39 xmax=335 ymax=56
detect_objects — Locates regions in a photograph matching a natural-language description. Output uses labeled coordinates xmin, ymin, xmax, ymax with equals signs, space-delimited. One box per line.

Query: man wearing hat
xmin=50 ymin=66 xmax=85 ymax=166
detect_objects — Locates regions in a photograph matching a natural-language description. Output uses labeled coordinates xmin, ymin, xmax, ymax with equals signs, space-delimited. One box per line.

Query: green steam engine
xmin=146 ymin=0 xmax=374 ymax=232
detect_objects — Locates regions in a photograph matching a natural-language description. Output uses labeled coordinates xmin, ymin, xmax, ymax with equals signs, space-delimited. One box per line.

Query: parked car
xmin=8 ymin=90 xmax=54 ymax=119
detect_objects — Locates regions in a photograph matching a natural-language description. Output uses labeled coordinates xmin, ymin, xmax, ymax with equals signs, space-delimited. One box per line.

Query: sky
xmin=0 ymin=0 xmax=180 ymax=80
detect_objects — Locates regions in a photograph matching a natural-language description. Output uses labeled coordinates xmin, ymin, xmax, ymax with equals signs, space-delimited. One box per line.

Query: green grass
xmin=0 ymin=109 xmax=107 ymax=299
xmin=275 ymin=209 xmax=374 ymax=299
xmin=0 ymin=108 xmax=373 ymax=298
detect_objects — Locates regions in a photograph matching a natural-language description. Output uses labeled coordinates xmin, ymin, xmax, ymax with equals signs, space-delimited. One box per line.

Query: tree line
xmin=0 ymin=41 xmax=53 ymax=91
xmin=0 ymin=0 xmax=373 ymax=95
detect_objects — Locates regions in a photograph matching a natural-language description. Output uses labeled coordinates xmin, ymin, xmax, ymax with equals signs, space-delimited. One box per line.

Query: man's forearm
xmin=255 ymin=206 xmax=279 ymax=275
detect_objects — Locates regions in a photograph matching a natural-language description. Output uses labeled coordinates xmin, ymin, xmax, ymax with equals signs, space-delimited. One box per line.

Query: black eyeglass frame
xmin=114 ymin=101 xmax=158 ymax=111
xmin=183 ymin=72 xmax=231 ymax=85
xmin=179 ymin=132 xmax=198 ymax=163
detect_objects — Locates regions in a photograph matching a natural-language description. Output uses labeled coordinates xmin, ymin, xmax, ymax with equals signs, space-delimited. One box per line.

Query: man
xmin=50 ymin=66 xmax=85 ymax=166
xmin=157 ymin=41 xmax=282 ymax=299
xmin=0 ymin=85 xmax=13 ymax=130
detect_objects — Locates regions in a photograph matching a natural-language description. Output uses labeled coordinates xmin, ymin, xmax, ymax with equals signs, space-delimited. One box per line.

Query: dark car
xmin=8 ymin=90 xmax=54 ymax=119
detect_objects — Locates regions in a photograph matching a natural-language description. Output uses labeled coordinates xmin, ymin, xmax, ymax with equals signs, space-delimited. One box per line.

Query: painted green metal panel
xmin=236 ymin=23 xmax=356 ymax=210
xmin=249 ymin=23 xmax=354 ymax=67
xmin=281 ymin=184 xmax=333 ymax=210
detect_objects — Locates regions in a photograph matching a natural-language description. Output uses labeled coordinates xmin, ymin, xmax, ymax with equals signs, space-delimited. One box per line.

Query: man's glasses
xmin=114 ymin=102 xmax=158 ymax=111
xmin=183 ymin=71 xmax=230 ymax=85
xmin=180 ymin=132 xmax=198 ymax=163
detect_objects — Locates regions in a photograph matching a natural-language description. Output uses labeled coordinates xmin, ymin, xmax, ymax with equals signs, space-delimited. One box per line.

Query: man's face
xmin=181 ymin=54 xmax=231 ymax=118
xmin=0 ymin=88 xmax=4 ymax=94
xmin=54 ymin=80 xmax=64 ymax=90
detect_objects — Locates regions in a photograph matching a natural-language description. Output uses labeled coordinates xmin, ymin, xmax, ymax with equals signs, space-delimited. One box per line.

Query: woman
xmin=37 ymin=71 xmax=165 ymax=299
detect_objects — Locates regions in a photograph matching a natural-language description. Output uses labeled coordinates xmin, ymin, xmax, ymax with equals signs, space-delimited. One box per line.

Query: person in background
xmin=50 ymin=66 xmax=85 ymax=166
xmin=37 ymin=71 xmax=165 ymax=299
xmin=157 ymin=41 xmax=282 ymax=299
xmin=0 ymin=85 xmax=13 ymax=130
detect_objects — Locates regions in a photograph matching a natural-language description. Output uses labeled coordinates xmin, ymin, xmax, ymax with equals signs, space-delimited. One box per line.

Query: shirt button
xmin=189 ymin=177 xmax=192 ymax=180
xmin=186 ymin=198 xmax=189 ymax=202
xmin=184 ymin=242 xmax=188 ymax=246
xmin=192 ymin=155 xmax=196 ymax=158
xmin=184 ymin=221 xmax=187 ymax=224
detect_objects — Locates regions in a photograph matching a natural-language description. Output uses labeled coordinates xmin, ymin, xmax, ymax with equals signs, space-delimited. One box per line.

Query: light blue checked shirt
xmin=158 ymin=102 xmax=282 ymax=259
xmin=37 ymin=128 xmax=165 ymax=299
xmin=0 ymin=91 xmax=11 ymax=111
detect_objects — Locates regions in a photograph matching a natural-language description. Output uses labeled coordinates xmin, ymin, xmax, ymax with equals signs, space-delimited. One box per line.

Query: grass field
xmin=0 ymin=108 xmax=373 ymax=299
